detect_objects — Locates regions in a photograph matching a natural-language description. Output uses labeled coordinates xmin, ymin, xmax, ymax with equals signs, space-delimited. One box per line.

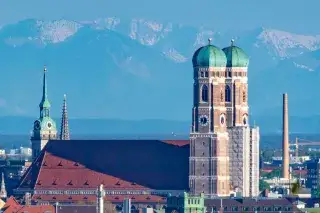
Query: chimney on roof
xmin=282 ymin=93 xmax=289 ymax=179
xmin=97 ymin=184 xmax=105 ymax=213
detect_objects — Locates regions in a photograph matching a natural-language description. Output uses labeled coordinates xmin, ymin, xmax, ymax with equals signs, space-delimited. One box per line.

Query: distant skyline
xmin=1 ymin=0 xmax=319 ymax=34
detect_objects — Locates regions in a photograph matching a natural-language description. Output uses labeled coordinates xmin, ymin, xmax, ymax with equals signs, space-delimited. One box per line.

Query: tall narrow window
xmin=201 ymin=85 xmax=208 ymax=102
xmin=225 ymin=85 xmax=231 ymax=102
xmin=243 ymin=91 xmax=246 ymax=103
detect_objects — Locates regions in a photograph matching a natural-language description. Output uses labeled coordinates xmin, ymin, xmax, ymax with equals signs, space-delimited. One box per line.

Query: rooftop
xmin=17 ymin=139 xmax=190 ymax=194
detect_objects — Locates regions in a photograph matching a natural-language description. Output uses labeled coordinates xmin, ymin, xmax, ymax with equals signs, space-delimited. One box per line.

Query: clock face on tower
xmin=47 ymin=122 xmax=52 ymax=129
xmin=199 ymin=115 xmax=208 ymax=126
xmin=34 ymin=120 xmax=40 ymax=130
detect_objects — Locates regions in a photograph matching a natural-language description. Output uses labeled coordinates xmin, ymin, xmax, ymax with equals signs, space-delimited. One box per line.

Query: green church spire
xmin=39 ymin=66 xmax=51 ymax=118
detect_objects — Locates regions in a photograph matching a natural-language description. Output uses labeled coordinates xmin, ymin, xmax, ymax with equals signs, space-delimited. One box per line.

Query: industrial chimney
xmin=282 ymin=93 xmax=289 ymax=179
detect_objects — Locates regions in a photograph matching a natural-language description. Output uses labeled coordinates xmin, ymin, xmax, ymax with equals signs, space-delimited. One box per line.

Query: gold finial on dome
xmin=208 ymin=38 xmax=212 ymax=45
xmin=44 ymin=65 xmax=47 ymax=72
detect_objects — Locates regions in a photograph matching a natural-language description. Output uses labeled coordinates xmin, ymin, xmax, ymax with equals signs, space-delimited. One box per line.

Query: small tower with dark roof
xmin=0 ymin=172 xmax=7 ymax=200
xmin=60 ymin=94 xmax=70 ymax=140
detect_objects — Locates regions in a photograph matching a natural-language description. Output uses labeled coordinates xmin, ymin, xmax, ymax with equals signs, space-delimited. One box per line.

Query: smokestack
xmin=282 ymin=93 xmax=289 ymax=179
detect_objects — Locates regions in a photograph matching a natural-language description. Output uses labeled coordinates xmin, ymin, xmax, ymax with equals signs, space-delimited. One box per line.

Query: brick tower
xmin=189 ymin=39 xmax=230 ymax=197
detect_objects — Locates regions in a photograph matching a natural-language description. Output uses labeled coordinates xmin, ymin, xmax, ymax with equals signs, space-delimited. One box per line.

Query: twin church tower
xmin=189 ymin=39 xmax=260 ymax=197
xmin=30 ymin=39 xmax=259 ymax=198
xmin=31 ymin=66 xmax=70 ymax=160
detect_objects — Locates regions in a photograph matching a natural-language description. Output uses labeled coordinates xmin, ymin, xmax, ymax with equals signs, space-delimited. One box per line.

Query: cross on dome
xmin=208 ymin=38 xmax=212 ymax=45
xmin=231 ymin=39 xmax=235 ymax=46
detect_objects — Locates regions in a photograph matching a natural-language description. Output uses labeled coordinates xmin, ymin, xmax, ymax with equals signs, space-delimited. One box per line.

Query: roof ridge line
xmin=17 ymin=151 xmax=46 ymax=189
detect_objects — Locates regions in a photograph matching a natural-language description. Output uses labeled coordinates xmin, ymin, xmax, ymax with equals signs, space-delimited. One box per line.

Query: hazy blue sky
xmin=1 ymin=0 xmax=318 ymax=34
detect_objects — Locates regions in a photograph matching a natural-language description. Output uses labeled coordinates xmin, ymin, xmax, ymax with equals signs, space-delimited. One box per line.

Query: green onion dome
xmin=192 ymin=39 xmax=227 ymax=68
xmin=222 ymin=40 xmax=249 ymax=67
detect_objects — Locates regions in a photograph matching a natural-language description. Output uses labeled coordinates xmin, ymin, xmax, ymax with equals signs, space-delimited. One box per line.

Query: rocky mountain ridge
xmin=0 ymin=18 xmax=319 ymax=128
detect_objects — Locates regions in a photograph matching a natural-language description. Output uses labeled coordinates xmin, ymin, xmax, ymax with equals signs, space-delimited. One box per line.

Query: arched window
xmin=225 ymin=85 xmax=231 ymax=102
xmin=201 ymin=85 xmax=208 ymax=102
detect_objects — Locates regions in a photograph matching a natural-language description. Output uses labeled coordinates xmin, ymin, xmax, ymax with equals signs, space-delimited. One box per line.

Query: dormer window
xmin=37 ymin=181 xmax=41 ymax=185
xmin=42 ymin=161 xmax=47 ymax=166
xmin=57 ymin=162 xmax=62 ymax=166
xmin=67 ymin=180 xmax=73 ymax=186
xmin=131 ymin=182 xmax=136 ymax=185
xmin=84 ymin=181 xmax=89 ymax=186
xmin=116 ymin=181 xmax=121 ymax=186
xmin=52 ymin=180 xmax=57 ymax=185
xmin=74 ymin=162 xmax=79 ymax=166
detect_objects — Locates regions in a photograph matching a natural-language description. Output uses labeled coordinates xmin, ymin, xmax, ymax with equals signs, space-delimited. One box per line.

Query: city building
xmin=0 ymin=196 xmax=54 ymax=213
xmin=0 ymin=150 xmax=5 ymax=156
xmin=189 ymin=39 xmax=259 ymax=197
xmin=306 ymin=159 xmax=320 ymax=196
xmin=165 ymin=192 xmax=206 ymax=213
xmin=204 ymin=197 xmax=301 ymax=212
xmin=19 ymin=147 xmax=32 ymax=156
xmin=13 ymin=40 xmax=260 ymax=210
xmin=272 ymin=156 xmax=311 ymax=165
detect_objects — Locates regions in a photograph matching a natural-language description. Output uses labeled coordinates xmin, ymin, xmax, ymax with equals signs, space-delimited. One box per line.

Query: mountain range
xmin=0 ymin=18 xmax=320 ymax=134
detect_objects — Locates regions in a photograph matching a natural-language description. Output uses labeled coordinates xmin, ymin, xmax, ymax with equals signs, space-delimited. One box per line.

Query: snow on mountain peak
xmin=129 ymin=19 xmax=173 ymax=46
xmin=83 ymin=17 xmax=121 ymax=30
xmin=162 ymin=48 xmax=187 ymax=63
xmin=257 ymin=28 xmax=320 ymax=58
xmin=293 ymin=62 xmax=315 ymax=71
xmin=36 ymin=20 xmax=82 ymax=44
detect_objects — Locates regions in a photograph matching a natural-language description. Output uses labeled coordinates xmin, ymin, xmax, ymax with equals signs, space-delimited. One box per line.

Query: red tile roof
xmin=2 ymin=196 xmax=20 ymax=211
xmin=293 ymin=169 xmax=307 ymax=176
xmin=32 ymin=152 xmax=149 ymax=190
xmin=2 ymin=196 xmax=54 ymax=213
xmin=17 ymin=139 xmax=189 ymax=192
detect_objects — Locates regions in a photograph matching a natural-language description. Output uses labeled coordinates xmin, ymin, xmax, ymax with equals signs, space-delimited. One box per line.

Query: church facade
xmin=189 ymin=39 xmax=259 ymax=197
xmin=16 ymin=39 xmax=259 ymax=208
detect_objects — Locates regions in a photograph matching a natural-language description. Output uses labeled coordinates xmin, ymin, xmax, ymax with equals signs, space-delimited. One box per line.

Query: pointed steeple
xmin=39 ymin=66 xmax=51 ymax=118
xmin=60 ymin=94 xmax=70 ymax=140
xmin=0 ymin=172 xmax=7 ymax=199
